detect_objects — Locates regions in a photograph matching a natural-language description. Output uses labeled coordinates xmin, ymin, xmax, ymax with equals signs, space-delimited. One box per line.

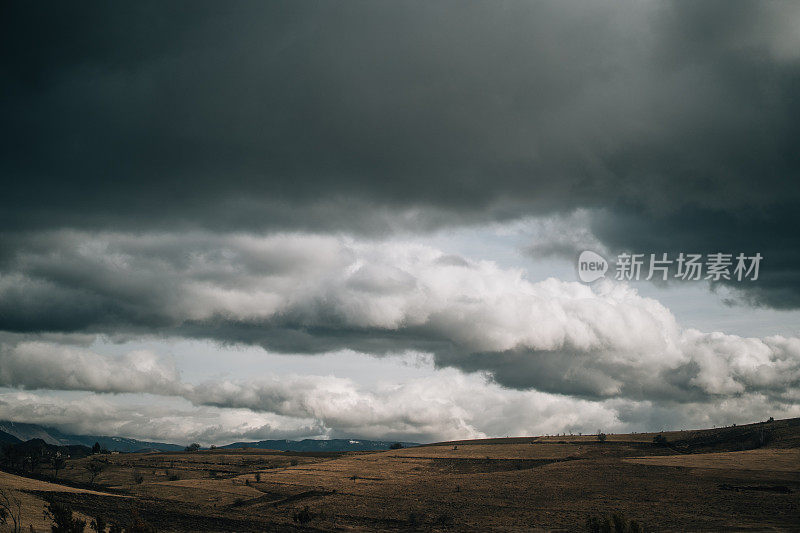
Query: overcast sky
xmin=1 ymin=1 xmax=799 ymax=445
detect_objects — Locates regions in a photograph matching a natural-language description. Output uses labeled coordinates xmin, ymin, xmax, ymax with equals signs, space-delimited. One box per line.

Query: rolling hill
xmin=12 ymin=416 xmax=797 ymax=532
xmin=220 ymin=438 xmax=420 ymax=452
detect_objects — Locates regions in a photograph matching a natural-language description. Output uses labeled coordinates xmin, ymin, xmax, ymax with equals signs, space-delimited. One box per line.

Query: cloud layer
xmin=1 ymin=233 xmax=798 ymax=410
xmin=2 ymin=357 xmax=798 ymax=444
xmin=0 ymin=341 xmax=184 ymax=395
xmin=1 ymin=1 xmax=798 ymax=443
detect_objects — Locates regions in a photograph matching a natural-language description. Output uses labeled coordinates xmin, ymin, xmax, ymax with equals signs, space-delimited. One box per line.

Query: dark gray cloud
xmin=1 ymin=1 xmax=798 ymax=231
xmin=588 ymin=205 xmax=800 ymax=308
xmin=3 ymin=1 xmax=798 ymax=308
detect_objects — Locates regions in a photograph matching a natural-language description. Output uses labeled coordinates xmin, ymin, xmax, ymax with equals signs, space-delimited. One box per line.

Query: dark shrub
xmin=586 ymin=511 xmax=643 ymax=533
xmin=437 ymin=512 xmax=454 ymax=527
xmin=89 ymin=515 xmax=106 ymax=532
xmin=46 ymin=501 xmax=86 ymax=533
xmin=389 ymin=442 xmax=403 ymax=449
xmin=125 ymin=509 xmax=155 ymax=533
xmin=293 ymin=506 xmax=312 ymax=525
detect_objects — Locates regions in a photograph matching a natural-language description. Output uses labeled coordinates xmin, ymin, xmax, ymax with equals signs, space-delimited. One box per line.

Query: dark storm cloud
xmin=0 ymin=0 xmax=798 ymax=377
xmin=1 ymin=1 xmax=798 ymax=231
xmin=3 ymin=0 xmax=798 ymax=307
xmin=588 ymin=204 xmax=800 ymax=308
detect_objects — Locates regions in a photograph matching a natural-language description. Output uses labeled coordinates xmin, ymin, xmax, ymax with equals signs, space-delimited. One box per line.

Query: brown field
xmin=2 ymin=418 xmax=799 ymax=532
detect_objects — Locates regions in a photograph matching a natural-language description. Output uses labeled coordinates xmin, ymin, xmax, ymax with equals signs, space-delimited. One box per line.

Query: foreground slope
xmin=0 ymin=470 xmax=124 ymax=532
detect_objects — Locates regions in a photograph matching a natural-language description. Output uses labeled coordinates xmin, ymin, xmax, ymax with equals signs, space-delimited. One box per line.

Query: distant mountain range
xmin=0 ymin=421 xmax=184 ymax=452
xmin=0 ymin=421 xmax=419 ymax=453
xmin=0 ymin=428 xmax=22 ymax=445
xmin=221 ymin=438 xmax=420 ymax=452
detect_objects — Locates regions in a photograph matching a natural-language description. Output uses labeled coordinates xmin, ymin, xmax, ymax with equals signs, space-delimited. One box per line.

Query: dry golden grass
xmin=624 ymin=448 xmax=800 ymax=472
xmin=0 ymin=470 xmax=124 ymax=495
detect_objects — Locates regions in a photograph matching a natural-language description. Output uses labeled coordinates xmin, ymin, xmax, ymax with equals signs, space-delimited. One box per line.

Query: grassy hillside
xmin=2 ymin=417 xmax=798 ymax=531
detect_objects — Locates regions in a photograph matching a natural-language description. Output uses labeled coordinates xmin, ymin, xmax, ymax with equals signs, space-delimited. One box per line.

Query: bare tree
xmin=23 ymin=448 xmax=43 ymax=474
xmin=86 ymin=460 xmax=104 ymax=485
xmin=0 ymin=487 xmax=22 ymax=533
xmin=52 ymin=455 xmax=67 ymax=480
